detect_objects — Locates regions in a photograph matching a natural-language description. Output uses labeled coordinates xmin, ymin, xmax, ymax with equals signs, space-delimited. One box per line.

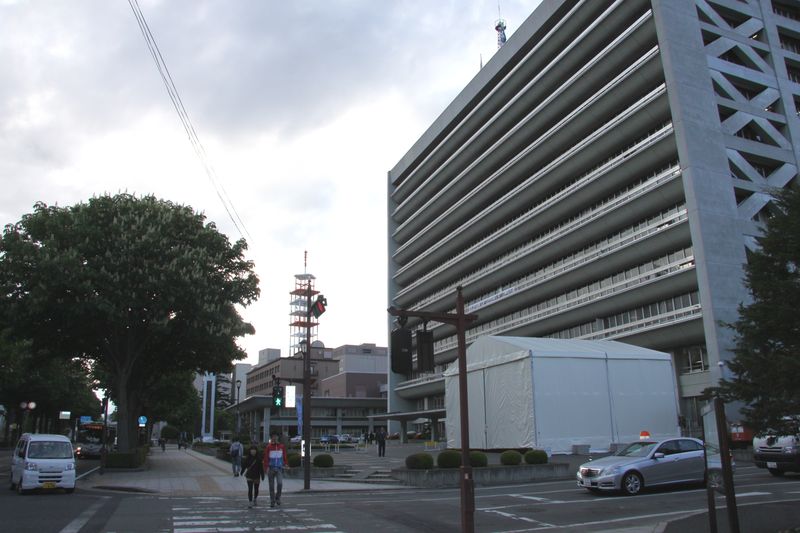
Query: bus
xmin=75 ymin=422 xmax=115 ymax=459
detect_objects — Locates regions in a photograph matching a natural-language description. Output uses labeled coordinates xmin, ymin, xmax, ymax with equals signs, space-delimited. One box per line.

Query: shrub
xmin=469 ymin=451 xmax=488 ymax=467
xmin=500 ymin=450 xmax=523 ymax=466
xmin=287 ymin=452 xmax=301 ymax=468
xmin=437 ymin=450 xmax=462 ymax=469
xmin=313 ymin=454 xmax=334 ymax=467
xmin=405 ymin=452 xmax=434 ymax=470
xmin=524 ymin=449 xmax=548 ymax=465
xmin=104 ymin=448 xmax=147 ymax=468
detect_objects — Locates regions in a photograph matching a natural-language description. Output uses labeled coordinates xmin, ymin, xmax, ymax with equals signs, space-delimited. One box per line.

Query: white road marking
xmin=483 ymin=508 xmax=557 ymax=528
xmin=59 ymin=497 xmax=109 ymax=533
xmin=735 ymin=491 xmax=771 ymax=497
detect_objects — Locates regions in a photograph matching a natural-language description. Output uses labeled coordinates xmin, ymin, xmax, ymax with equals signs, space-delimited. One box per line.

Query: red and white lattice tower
xmin=289 ymin=252 xmax=319 ymax=356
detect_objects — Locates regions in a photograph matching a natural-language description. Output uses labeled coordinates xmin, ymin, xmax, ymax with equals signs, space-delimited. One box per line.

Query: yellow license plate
xmin=42 ymin=482 xmax=57 ymax=489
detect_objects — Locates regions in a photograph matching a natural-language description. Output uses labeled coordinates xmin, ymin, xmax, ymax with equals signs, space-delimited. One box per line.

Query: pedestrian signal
xmin=272 ymin=386 xmax=284 ymax=408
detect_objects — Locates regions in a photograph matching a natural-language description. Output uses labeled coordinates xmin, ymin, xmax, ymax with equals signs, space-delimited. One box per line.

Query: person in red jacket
xmin=263 ymin=431 xmax=288 ymax=507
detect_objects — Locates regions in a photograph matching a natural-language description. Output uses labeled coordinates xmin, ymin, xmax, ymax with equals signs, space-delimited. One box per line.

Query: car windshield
xmin=616 ymin=441 xmax=657 ymax=457
xmin=28 ymin=441 xmax=73 ymax=459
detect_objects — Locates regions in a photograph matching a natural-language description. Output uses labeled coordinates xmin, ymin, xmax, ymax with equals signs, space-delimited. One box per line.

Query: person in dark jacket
xmin=241 ymin=445 xmax=265 ymax=508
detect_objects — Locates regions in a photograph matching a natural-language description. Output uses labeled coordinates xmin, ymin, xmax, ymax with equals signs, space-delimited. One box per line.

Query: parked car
xmin=576 ymin=437 xmax=711 ymax=495
xmin=753 ymin=432 xmax=800 ymax=476
xmin=338 ymin=434 xmax=353 ymax=443
xmin=320 ymin=434 xmax=339 ymax=444
xmin=289 ymin=435 xmax=302 ymax=444
xmin=10 ymin=433 xmax=76 ymax=494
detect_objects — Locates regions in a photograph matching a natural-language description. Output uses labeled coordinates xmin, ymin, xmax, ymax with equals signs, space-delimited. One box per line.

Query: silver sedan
xmin=576 ymin=437 xmax=713 ymax=495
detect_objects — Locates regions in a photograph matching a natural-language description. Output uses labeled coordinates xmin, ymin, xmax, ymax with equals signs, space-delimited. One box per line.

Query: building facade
xmin=387 ymin=0 xmax=799 ymax=437
xmin=236 ymin=343 xmax=388 ymax=442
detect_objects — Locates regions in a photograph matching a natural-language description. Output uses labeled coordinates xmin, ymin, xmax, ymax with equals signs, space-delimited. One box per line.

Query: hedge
xmin=104 ymin=447 xmax=148 ymax=468
xmin=406 ymin=453 xmax=434 ymax=470
xmin=524 ymin=449 xmax=548 ymax=465
xmin=469 ymin=451 xmax=488 ymax=467
xmin=500 ymin=450 xmax=522 ymax=466
xmin=287 ymin=452 xmax=302 ymax=468
xmin=313 ymin=454 xmax=334 ymax=467
xmin=437 ymin=450 xmax=462 ymax=469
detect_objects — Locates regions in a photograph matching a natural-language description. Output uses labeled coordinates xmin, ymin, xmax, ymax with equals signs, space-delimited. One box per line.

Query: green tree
xmin=0 ymin=194 xmax=259 ymax=451
xmin=718 ymin=187 xmax=800 ymax=436
xmin=0 ymin=329 xmax=100 ymax=442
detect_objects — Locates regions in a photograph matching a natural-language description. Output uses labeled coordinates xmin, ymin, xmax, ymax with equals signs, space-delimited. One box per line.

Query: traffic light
xmin=310 ymin=295 xmax=327 ymax=318
xmin=416 ymin=329 xmax=435 ymax=372
xmin=391 ymin=326 xmax=413 ymax=374
xmin=272 ymin=385 xmax=284 ymax=408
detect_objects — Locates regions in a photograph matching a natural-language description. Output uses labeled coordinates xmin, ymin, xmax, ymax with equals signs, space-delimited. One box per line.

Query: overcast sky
xmin=0 ymin=0 xmax=541 ymax=366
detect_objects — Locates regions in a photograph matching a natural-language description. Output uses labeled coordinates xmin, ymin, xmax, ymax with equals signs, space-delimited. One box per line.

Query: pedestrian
xmin=376 ymin=427 xmax=387 ymax=457
xmin=241 ymin=445 xmax=264 ymax=508
xmin=263 ymin=431 xmax=288 ymax=508
xmin=159 ymin=437 xmax=166 ymax=452
xmin=230 ymin=437 xmax=244 ymax=476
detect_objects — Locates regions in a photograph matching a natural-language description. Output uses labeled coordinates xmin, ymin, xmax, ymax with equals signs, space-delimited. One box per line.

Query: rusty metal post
xmin=714 ymin=396 xmax=739 ymax=533
xmin=456 ymin=287 xmax=474 ymax=533
xmin=303 ymin=281 xmax=312 ymax=490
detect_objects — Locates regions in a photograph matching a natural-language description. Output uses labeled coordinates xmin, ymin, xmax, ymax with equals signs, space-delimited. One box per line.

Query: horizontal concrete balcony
xmin=393 ymin=54 xmax=665 ymax=254
xmin=403 ymin=206 xmax=690 ymax=325
xmin=394 ymin=374 xmax=445 ymax=400
xmin=391 ymin=0 xmax=652 ymax=209
xmin=394 ymin=158 xmax=684 ymax=306
xmin=431 ymin=260 xmax=699 ymax=357
xmin=393 ymin=131 xmax=679 ymax=300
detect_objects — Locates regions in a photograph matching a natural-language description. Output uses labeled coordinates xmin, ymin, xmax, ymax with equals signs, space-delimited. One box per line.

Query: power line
xmin=127 ymin=0 xmax=252 ymax=242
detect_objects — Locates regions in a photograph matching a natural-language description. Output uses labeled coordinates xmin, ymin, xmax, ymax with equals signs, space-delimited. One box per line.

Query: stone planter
xmin=391 ymin=463 xmax=570 ymax=488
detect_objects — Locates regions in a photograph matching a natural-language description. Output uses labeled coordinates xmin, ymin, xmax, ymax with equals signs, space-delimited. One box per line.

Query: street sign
xmin=138 ymin=415 xmax=147 ymax=427
xmin=59 ymin=411 xmax=71 ymax=420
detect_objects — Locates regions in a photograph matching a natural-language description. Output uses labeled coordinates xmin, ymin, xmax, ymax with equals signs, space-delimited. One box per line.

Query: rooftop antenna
xmin=495 ymin=2 xmax=507 ymax=49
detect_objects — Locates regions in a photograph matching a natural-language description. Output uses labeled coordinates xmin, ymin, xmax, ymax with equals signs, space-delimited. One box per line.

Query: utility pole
xmin=388 ymin=286 xmax=478 ymax=533
xmin=303 ymin=279 xmax=312 ymax=491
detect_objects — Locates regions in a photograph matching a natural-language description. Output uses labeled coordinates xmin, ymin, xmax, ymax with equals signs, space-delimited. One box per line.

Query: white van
xmin=10 ymin=433 xmax=76 ymax=494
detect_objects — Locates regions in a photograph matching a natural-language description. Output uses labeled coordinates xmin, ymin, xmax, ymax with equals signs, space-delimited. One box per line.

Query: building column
xmin=262 ymin=408 xmax=270 ymax=443
xmin=400 ymin=420 xmax=408 ymax=444
xmin=336 ymin=407 xmax=343 ymax=434
xmin=430 ymin=417 xmax=439 ymax=441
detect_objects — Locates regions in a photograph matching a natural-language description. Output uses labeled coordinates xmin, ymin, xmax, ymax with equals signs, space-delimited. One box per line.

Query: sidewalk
xmin=80 ymin=446 xmax=407 ymax=496
xmin=78 ymin=441 xmax=598 ymax=496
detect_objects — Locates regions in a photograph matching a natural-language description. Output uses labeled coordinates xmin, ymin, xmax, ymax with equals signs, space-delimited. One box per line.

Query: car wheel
xmin=17 ymin=480 xmax=28 ymax=495
xmin=65 ymin=487 xmax=75 ymax=494
xmin=621 ymin=472 xmax=643 ymax=495
xmin=9 ymin=473 xmax=15 ymax=491
xmin=768 ymin=468 xmax=784 ymax=477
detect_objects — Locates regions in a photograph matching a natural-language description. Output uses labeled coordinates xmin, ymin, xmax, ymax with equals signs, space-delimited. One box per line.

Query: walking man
xmin=376 ymin=427 xmax=387 ymax=457
xmin=264 ymin=431 xmax=288 ymax=508
xmin=230 ymin=437 xmax=244 ymax=476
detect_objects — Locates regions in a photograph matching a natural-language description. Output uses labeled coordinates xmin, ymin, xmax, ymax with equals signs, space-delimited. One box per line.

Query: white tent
xmin=444 ymin=336 xmax=681 ymax=453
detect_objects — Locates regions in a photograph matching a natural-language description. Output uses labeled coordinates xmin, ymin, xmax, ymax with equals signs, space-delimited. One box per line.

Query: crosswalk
xmin=170 ymin=496 xmax=346 ymax=533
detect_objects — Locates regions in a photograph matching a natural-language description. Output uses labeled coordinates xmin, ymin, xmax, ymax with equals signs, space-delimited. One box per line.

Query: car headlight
xmin=65 ymin=463 xmax=75 ymax=470
xmin=601 ymin=465 xmax=622 ymax=476
xmin=783 ymin=445 xmax=798 ymax=454
xmin=25 ymin=462 xmax=38 ymax=471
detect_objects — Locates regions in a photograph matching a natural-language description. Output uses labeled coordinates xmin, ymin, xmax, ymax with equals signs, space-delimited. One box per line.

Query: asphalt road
xmin=0 ymin=460 xmax=798 ymax=532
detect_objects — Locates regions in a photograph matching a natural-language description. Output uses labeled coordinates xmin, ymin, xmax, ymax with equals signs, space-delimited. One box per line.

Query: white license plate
xmin=767 ymin=462 xmax=777 ymax=468
xmin=42 ymin=482 xmax=57 ymax=489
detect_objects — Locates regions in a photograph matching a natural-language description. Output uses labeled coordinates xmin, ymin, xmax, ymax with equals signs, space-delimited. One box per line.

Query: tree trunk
xmin=115 ymin=374 xmax=136 ymax=452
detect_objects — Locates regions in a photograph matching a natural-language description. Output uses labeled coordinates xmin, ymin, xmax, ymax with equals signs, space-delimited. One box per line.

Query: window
xmin=679 ymin=439 xmax=703 ymax=452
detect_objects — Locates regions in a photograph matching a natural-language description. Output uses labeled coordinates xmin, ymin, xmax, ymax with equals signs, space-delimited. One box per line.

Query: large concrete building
xmin=387 ymin=0 xmax=799 ymax=438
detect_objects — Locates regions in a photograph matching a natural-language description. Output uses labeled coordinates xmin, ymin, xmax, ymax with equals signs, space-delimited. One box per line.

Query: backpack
xmin=230 ymin=443 xmax=241 ymax=457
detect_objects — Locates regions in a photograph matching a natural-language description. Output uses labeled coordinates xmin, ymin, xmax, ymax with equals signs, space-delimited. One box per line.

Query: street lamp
xmin=235 ymin=379 xmax=242 ymax=436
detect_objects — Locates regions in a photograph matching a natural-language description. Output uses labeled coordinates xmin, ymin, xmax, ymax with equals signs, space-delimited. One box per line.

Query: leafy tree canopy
xmin=718 ymin=186 xmax=800 ymax=436
xmin=0 ymin=194 xmax=259 ymax=450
